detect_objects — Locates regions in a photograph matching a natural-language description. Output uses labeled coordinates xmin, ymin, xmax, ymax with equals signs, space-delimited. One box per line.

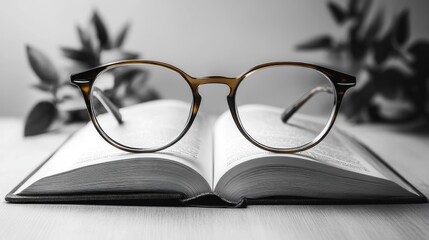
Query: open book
xmin=6 ymin=100 xmax=426 ymax=207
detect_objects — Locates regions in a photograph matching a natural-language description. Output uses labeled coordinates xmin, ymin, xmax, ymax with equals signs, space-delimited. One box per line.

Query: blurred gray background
xmin=1 ymin=0 xmax=428 ymax=117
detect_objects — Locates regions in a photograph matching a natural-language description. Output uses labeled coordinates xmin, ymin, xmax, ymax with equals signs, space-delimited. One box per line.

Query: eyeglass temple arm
xmin=93 ymin=87 xmax=123 ymax=124
xmin=281 ymin=86 xmax=334 ymax=123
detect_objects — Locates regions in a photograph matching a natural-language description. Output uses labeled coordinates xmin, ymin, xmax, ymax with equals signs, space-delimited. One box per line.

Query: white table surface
xmin=0 ymin=117 xmax=428 ymax=240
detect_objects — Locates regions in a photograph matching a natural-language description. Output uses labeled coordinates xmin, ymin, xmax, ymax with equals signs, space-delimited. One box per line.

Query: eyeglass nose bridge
xmin=190 ymin=76 xmax=240 ymax=96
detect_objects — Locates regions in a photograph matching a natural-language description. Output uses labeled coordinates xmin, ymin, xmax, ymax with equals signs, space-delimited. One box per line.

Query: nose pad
xmin=196 ymin=84 xmax=231 ymax=116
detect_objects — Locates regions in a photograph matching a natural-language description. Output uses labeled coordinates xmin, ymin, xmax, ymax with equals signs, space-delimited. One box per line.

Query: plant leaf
xmin=77 ymin=26 xmax=90 ymax=50
xmin=373 ymin=35 xmax=393 ymax=64
xmin=408 ymin=40 xmax=429 ymax=79
xmin=327 ymin=2 xmax=348 ymax=24
xmin=115 ymin=22 xmax=130 ymax=48
xmin=26 ymin=45 xmax=59 ymax=86
xmin=24 ymin=101 xmax=58 ymax=136
xmin=349 ymin=0 xmax=359 ymax=17
xmin=92 ymin=11 xmax=111 ymax=49
xmin=61 ymin=47 xmax=88 ymax=62
xmin=61 ymin=47 xmax=99 ymax=68
xmin=393 ymin=9 xmax=410 ymax=46
xmin=359 ymin=0 xmax=372 ymax=19
xmin=296 ymin=36 xmax=333 ymax=51
xmin=363 ymin=10 xmax=384 ymax=42
xmin=113 ymin=67 xmax=147 ymax=87
xmin=77 ymin=26 xmax=99 ymax=58
xmin=349 ymin=21 xmax=367 ymax=60
xmin=375 ymin=68 xmax=407 ymax=99
xmin=127 ymin=70 xmax=149 ymax=95
xmin=66 ymin=109 xmax=90 ymax=123
xmin=342 ymin=79 xmax=377 ymax=118
xmin=405 ymin=41 xmax=429 ymax=115
xmin=350 ymin=37 xmax=367 ymax=60
xmin=348 ymin=0 xmax=371 ymax=20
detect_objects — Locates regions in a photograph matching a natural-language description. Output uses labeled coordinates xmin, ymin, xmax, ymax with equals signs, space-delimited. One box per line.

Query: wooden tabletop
xmin=1 ymin=117 xmax=428 ymax=240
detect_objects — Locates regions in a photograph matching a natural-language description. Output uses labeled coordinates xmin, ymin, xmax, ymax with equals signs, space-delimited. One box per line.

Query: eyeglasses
xmin=71 ymin=60 xmax=355 ymax=153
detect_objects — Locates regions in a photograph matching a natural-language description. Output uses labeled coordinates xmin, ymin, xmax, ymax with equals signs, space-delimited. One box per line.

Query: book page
xmin=213 ymin=105 xmax=386 ymax=186
xmin=17 ymin=100 xmax=213 ymax=193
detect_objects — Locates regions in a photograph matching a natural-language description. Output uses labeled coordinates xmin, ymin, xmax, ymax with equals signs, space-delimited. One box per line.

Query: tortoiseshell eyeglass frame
xmin=71 ymin=60 xmax=356 ymax=154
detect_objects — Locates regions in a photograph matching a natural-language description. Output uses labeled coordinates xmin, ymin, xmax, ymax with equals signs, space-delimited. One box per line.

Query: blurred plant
xmin=296 ymin=0 xmax=429 ymax=123
xmin=25 ymin=11 xmax=158 ymax=136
